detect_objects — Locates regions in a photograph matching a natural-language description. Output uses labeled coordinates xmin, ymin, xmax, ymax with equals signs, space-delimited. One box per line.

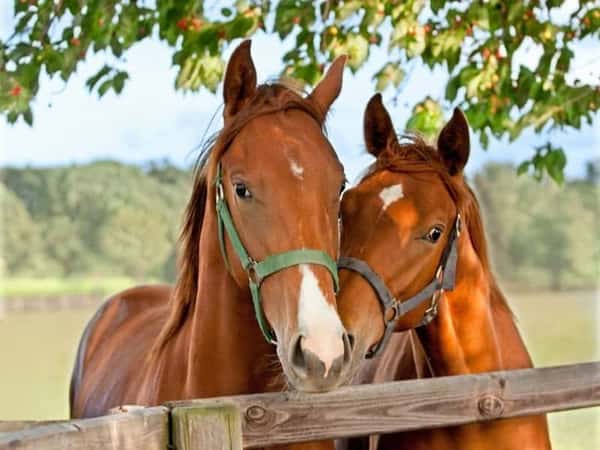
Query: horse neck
xmin=416 ymin=228 xmax=534 ymax=377
xmin=182 ymin=200 xmax=279 ymax=397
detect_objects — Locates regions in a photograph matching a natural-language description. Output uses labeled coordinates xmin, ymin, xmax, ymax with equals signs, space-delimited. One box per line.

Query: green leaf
xmin=224 ymin=15 xmax=254 ymax=39
xmin=43 ymin=49 xmax=64 ymax=75
xmin=405 ymin=98 xmax=443 ymax=140
xmin=340 ymin=33 xmax=369 ymax=71
xmin=14 ymin=11 xmax=35 ymax=33
xmin=7 ymin=111 xmax=18 ymax=124
xmin=97 ymin=79 xmax=113 ymax=98
xmin=374 ymin=63 xmax=404 ymax=91
xmin=335 ymin=0 xmax=362 ymax=22
xmin=545 ymin=147 xmax=567 ymax=184
xmin=445 ymin=75 xmax=460 ymax=101
xmin=547 ymin=166 xmax=564 ymax=185
xmin=64 ymin=0 xmax=82 ymax=15
xmin=288 ymin=63 xmax=320 ymax=85
xmin=23 ymin=108 xmax=33 ymax=126
xmin=446 ymin=48 xmax=460 ymax=72
xmin=431 ymin=0 xmax=445 ymax=13
xmin=111 ymin=37 xmax=123 ymax=57
xmin=556 ymin=47 xmax=573 ymax=73
xmin=275 ymin=0 xmax=315 ymax=39
xmin=479 ymin=129 xmax=489 ymax=149
xmin=113 ymin=72 xmax=129 ymax=94
xmin=9 ymin=43 xmax=34 ymax=61
xmin=508 ymin=3 xmax=525 ymax=23
xmin=517 ymin=161 xmax=530 ymax=176
xmin=86 ymin=66 xmax=112 ymax=91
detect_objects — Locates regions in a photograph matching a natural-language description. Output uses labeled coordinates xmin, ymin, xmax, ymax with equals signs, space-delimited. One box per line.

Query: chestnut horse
xmin=337 ymin=94 xmax=551 ymax=449
xmin=70 ymin=41 xmax=352 ymax=445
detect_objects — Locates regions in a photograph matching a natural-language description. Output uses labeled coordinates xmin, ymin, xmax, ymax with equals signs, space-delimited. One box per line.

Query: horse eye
xmin=234 ymin=183 xmax=252 ymax=199
xmin=425 ymin=227 xmax=443 ymax=243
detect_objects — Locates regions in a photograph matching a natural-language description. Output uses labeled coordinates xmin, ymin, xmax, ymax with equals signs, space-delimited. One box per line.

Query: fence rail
xmin=1 ymin=361 xmax=599 ymax=449
xmin=0 ymin=407 xmax=168 ymax=450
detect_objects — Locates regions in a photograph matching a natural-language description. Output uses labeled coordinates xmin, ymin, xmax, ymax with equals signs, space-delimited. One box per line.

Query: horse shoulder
xmin=84 ymin=285 xmax=171 ymax=357
xmin=70 ymin=284 xmax=172 ymax=417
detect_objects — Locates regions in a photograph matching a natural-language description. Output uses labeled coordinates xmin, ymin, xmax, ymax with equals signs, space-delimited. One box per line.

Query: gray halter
xmin=338 ymin=215 xmax=461 ymax=358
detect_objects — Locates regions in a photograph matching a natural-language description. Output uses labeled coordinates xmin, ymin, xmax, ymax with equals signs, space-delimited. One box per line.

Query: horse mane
xmin=151 ymin=81 xmax=326 ymax=356
xmin=364 ymin=134 xmax=512 ymax=314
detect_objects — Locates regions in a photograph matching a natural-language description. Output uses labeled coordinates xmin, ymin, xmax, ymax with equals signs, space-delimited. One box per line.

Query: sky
xmin=0 ymin=4 xmax=598 ymax=182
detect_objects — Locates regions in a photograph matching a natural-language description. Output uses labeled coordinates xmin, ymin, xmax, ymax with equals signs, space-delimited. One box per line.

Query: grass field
xmin=507 ymin=290 xmax=599 ymax=450
xmin=0 ymin=290 xmax=597 ymax=448
xmin=0 ymin=277 xmax=139 ymax=298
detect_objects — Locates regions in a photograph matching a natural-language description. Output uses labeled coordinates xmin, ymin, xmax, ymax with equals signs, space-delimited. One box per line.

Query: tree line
xmin=1 ymin=160 xmax=597 ymax=291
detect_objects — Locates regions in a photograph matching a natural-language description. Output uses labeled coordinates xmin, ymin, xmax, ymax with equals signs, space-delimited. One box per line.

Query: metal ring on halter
xmin=246 ymin=259 xmax=263 ymax=285
xmin=421 ymin=288 xmax=443 ymax=326
xmin=384 ymin=303 xmax=399 ymax=324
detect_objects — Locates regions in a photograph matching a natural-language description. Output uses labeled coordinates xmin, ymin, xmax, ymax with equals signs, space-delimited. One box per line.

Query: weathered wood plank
xmin=0 ymin=406 xmax=142 ymax=434
xmin=0 ymin=421 xmax=65 ymax=433
xmin=169 ymin=361 xmax=600 ymax=448
xmin=172 ymin=403 xmax=242 ymax=450
xmin=0 ymin=406 xmax=168 ymax=450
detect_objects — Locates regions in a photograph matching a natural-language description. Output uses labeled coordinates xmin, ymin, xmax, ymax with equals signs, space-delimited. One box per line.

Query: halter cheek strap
xmin=215 ymin=163 xmax=339 ymax=344
xmin=338 ymin=215 xmax=461 ymax=358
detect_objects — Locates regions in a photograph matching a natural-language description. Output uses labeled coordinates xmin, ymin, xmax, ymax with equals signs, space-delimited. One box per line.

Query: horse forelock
xmin=150 ymin=82 xmax=333 ymax=357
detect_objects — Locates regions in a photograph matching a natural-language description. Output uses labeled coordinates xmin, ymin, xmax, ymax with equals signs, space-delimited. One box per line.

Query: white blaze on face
xmin=297 ymin=264 xmax=344 ymax=377
xmin=379 ymin=184 xmax=404 ymax=210
xmin=289 ymin=159 xmax=304 ymax=179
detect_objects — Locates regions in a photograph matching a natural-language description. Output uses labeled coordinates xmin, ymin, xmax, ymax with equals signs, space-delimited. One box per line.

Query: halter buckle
xmin=247 ymin=259 xmax=263 ymax=285
xmin=456 ymin=214 xmax=462 ymax=237
xmin=384 ymin=302 xmax=399 ymax=325
xmin=422 ymin=288 xmax=443 ymax=326
xmin=435 ymin=265 xmax=444 ymax=285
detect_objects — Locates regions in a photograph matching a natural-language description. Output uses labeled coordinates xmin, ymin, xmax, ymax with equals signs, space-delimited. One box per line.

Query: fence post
xmin=172 ymin=403 xmax=242 ymax=450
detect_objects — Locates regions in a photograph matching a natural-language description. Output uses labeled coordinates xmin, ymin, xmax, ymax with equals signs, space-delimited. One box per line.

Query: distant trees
xmin=0 ymin=160 xmax=597 ymax=290
xmin=0 ymin=183 xmax=43 ymax=275
xmin=0 ymin=161 xmax=190 ymax=282
xmin=98 ymin=206 xmax=172 ymax=278
xmin=474 ymin=163 xmax=598 ymax=291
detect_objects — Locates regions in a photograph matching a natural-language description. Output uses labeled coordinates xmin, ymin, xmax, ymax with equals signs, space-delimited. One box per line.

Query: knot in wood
xmin=478 ymin=394 xmax=504 ymax=418
xmin=246 ymin=405 xmax=267 ymax=423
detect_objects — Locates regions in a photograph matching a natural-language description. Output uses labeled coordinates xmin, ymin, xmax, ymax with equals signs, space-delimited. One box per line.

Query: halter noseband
xmin=215 ymin=163 xmax=339 ymax=344
xmin=338 ymin=215 xmax=461 ymax=358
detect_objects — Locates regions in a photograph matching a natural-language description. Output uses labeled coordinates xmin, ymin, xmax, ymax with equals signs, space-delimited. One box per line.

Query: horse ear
xmin=308 ymin=55 xmax=346 ymax=118
xmin=223 ymin=40 xmax=257 ymax=122
xmin=438 ymin=108 xmax=470 ymax=175
xmin=364 ymin=93 xmax=398 ymax=157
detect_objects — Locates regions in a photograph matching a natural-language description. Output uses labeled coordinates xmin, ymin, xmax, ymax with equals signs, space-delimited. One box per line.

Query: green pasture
xmin=508 ymin=290 xmax=599 ymax=450
xmin=0 ymin=290 xmax=597 ymax=449
xmin=0 ymin=276 xmax=139 ymax=298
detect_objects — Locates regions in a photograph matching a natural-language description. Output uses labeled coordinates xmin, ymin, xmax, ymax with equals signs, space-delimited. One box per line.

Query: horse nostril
xmin=291 ymin=334 xmax=306 ymax=373
xmin=343 ymin=332 xmax=354 ymax=364
xmin=346 ymin=333 xmax=356 ymax=350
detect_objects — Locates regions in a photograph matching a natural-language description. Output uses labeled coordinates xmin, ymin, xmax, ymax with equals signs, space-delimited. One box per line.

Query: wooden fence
xmin=1 ymin=361 xmax=599 ymax=449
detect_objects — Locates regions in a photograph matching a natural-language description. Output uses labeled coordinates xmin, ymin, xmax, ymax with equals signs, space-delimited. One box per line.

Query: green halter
xmin=214 ymin=163 xmax=339 ymax=344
